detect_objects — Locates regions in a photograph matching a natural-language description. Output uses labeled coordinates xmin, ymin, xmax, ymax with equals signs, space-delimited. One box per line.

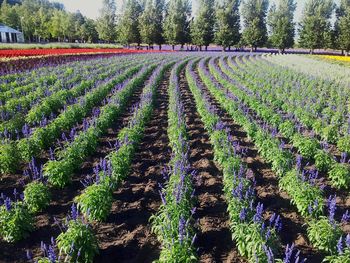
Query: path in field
xmin=93 ymin=70 xmax=171 ymax=263
xmin=179 ymin=70 xmax=245 ymax=263
xmin=0 ymin=74 xmax=147 ymax=262
xmin=196 ymin=61 xmax=324 ymax=262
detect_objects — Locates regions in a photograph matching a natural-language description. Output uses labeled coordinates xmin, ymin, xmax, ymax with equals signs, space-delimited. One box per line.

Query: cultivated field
xmin=0 ymin=53 xmax=350 ymax=263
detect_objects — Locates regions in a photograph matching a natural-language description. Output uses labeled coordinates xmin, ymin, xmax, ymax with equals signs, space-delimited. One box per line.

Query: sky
xmin=52 ymin=0 xmax=337 ymax=22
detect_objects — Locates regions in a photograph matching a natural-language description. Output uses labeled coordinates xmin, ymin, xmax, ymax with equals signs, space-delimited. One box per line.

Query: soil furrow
xmin=93 ymin=70 xmax=171 ymax=263
xmin=0 ymin=75 xmax=147 ymax=263
xmin=179 ymin=70 xmax=245 ymax=263
xmin=195 ymin=63 xmax=325 ymax=262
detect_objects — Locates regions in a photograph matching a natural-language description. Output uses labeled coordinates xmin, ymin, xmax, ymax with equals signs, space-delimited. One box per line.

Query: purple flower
xmin=71 ymin=203 xmax=78 ymax=221
xmin=48 ymin=245 xmax=56 ymax=262
xmin=4 ymin=197 xmax=11 ymax=211
xmin=178 ymin=217 xmax=186 ymax=244
xmin=26 ymin=250 xmax=33 ymax=260
xmin=337 ymin=236 xmax=343 ymax=254
xmin=239 ymin=208 xmax=247 ymax=221
xmin=327 ymin=195 xmax=337 ymax=224
xmin=346 ymin=234 xmax=350 ymax=248
xmin=341 ymin=210 xmax=350 ymax=223
xmin=263 ymin=245 xmax=274 ymax=263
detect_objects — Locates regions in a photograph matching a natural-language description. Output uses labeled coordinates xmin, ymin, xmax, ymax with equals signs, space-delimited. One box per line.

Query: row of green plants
xmin=187 ymin=59 xmax=289 ymax=262
xmin=0 ymin=65 xmax=142 ymax=174
xmin=0 ymin=59 xmax=121 ymax=134
xmin=205 ymin=56 xmax=350 ymax=262
xmin=0 ymin=57 xmax=103 ymax=93
xmin=233 ymin=55 xmax=350 ymax=154
xmin=219 ymin=56 xmax=350 ymax=189
xmin=33 ymin=62 xmax=173 ymax=263
xmin=150 ymin=61 xmax=197 ymax=262
xmin=42 ymin=65 xmax=155 ymax=188
xmin=0 ymin=65 xmax=148 ymax=244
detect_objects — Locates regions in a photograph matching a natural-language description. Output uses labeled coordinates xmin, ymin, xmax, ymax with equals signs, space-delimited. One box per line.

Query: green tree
xmin=163 ymin=0 xmax=191 ymax=50
xmin=241 ymin=0 xmax=269 ymax=51
xmin=267 ymin=0 xmax=296 ymax=53
xmin=299 ymin=0 xmax=334 ymax=53
xmin=118 ymin=0 xmax=143 ymax=46
xmin=214 ymin=0 xmax=241 ymax=51
xmin=96 ymin=0 xmax=117 ymax=42
xmin=81 ymin=18 xmax=98 ymax=43
xmin=190 ymin=0 xmax=215 ymax=51
xmin=139 ymin=0 xmax=164 ymax=49
xmin=335 ymin=0 xmax=350 ymax=55
xmin=0 ymin=0 xmax=20 ymax=30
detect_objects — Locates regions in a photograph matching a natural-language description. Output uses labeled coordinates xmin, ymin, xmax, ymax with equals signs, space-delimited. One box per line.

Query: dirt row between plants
xmin=0 ymin=71 xmax=149 ymax=262
xmin=193 ymin=62 xmax=325 ymax=262
xmin=92 ymin=70 xmax=172 ymax=262
xmin=179 ymin=69 xmax=246 ymax=263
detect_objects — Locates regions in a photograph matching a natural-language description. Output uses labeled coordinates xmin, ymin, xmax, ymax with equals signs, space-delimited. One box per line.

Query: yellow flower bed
xmin=319 ymin=55 xmax=350 ymax=63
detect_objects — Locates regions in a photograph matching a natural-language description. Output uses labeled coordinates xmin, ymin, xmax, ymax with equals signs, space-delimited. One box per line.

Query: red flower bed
xmin=0 ymin=48 xmax=164 ymax=58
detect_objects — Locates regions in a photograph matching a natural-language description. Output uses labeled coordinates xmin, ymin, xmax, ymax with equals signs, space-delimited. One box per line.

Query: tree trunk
xmin=309 ymin=49 xmax=314 ymax=55
xmin=205 ymin=46 xmax=208 ymax=51
xmin=250 ymin=46 xmax=254 ymax=52
xmin=172 ymin=45 xmax=175 ymax=51
xmin=199 ymin=46 xmax=202 ymax=51
xmin=159 ymin=44 xmax=162 ymax=50
xmin=228 ymin=46 xmax=231 ymax=51
xmin=341 ymin=49 xmax=344 ymax=55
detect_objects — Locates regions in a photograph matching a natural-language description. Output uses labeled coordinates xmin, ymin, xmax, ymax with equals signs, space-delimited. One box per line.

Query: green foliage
xmin=56 ymin=219 xmax=99 ymax=263
xmin=299 ymin=0 xmax=335 ymax=51
xmin=118 ymin=0 xmax=142 ymax=45
xmin=190 ymin=0 xmax=215 ymax=49
xmin=43 ymin=160 xmax=73 ymax=188
xmin=163 ymin=0 xmax=191 ymax=48
xmin=214 ymin=0 xmax=240 ymax=49
xmin=315 ymin=150 xmax=334 ymax=172
xmin=96 ymin=0 xmax=116 ymax=42
xmin=329 ymin=163 xmax=350 ymax=189
xmin=337 ymin=135 xmax=350 ymax=154
xmin=0 ymin=141 xmax=20 ymax=174
xmin=241 ymin=0 xmax=269 ymax=49
xmin=75 ymin=184 xmax=113 ymax=222
xmin=267 ymin=0 xmax=296 ymax=51
xmin=292 ymin=134 xmax=320 ymax=160
xmin=139 ymin=0 xmax=164 ymax=46
xmin=278 ymin=120 xmax=295 ymax=138
xmin=0 ymin=202 xmax=34 ymax=243
xmin=23 ymin=181 xmax=51 ymax=213
xmin=279 ymin=169 xmax=324 ymax=217
xmin=233 ymin=222 xmax=280 ymax=262
xmin=321 ymin=125 xmax=339 ymax=143
xmin=307 ymin=217 xmax=342 ymax=253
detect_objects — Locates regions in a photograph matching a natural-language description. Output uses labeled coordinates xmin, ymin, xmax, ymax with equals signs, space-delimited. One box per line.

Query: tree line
xmin=1 ymin=0 xmax=350 ymax=54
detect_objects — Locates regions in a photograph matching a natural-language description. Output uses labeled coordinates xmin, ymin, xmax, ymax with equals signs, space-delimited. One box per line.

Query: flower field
xmin=0 ymin=52 xmax=350 ymax=263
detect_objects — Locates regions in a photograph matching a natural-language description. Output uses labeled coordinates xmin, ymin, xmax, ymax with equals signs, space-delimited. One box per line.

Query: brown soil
xmin=0 ymin=72 xmax=148 ymax=262
xmin=92 ymin=70 xmax=172 ymax=263
xmin=195 ymin=63 xmax=325 ymax=262
xmin=179 ymin=70 xmax=246 ymax=263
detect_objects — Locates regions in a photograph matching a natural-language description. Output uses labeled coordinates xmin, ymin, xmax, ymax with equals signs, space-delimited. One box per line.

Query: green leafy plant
xmin=0 ymin=141 xmax=20 ymax=174
xmin=292 ymin=134 xmax=320 ymax=160
xmin=329 ymin=163 xmax=350 ymax=189
xmin=23 ymin=181 xmax=51 ymax=213
xmin=0 ymin=201 xmax=34 ymax=242
xmin=75 ymin=183 xmax=113 ymax=222
xmin=56 ymin=219 xmax=99 ymax=263
xmin=337 ymin=136 xmax=350 ymax=154
xmin=43 ymin=160 xmax=74 ymax=188
xmin=307 ymin=217 xmax=342 ymax=253
xmin=321 ymin=125 xmax=339 ymax=144
xmin=315 ymin=150 xmax=334 ymax=172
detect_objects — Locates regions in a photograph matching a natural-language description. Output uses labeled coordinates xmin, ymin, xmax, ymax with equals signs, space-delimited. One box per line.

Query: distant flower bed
xmin=0 ymin=48 xmax=166 ymax=58
xmin=319 ymin=55 xmax=350 ymax=63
